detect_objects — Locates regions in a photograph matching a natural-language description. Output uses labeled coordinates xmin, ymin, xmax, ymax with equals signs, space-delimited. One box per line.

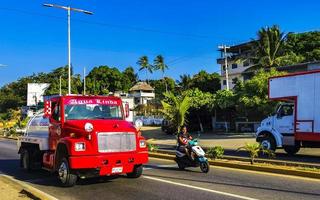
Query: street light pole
xmin=218 ymin=45 xmax=230 ymax=90
xmin=43 ymin=3 xmax=93 ymax=95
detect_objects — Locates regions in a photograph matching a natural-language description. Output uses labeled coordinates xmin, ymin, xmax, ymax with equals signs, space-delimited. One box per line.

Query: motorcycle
xmin=174 ymin=139 xmax=210 ymax=173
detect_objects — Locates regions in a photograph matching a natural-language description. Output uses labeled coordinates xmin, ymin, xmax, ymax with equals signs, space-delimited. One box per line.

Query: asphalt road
xmin=1 ymin=138 xmax=320 ymax=200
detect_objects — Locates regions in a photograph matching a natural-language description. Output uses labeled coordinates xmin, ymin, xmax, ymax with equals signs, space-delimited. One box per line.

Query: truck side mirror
xmin=44 ymin=100 xmax=52 ymax=118
xmin=124 ymin=102 xmax=129 ymax=118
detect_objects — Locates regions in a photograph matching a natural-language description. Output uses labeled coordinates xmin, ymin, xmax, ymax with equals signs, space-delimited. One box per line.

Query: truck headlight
xmin=139 ymin=140 xmax=146 ymax=148
xmin=75 ymin=142 xmax=86 ymax=151
xmin=84 ymin=123 xmax=93 ymax=132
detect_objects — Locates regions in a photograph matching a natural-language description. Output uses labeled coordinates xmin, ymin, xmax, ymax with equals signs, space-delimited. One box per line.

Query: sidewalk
xmin=0 ymin=176 xmax=32 ymax=200
xmin=141 ymin=126 xmax=256 ymax=150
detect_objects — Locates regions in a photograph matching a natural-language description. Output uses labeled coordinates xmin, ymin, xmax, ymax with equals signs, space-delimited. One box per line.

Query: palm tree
xmin=237 ymin=143 xmax=275 ymax=164
xmin=161 ymin=92 xmax=191 ymax=134
xmin=178 ymin=74 xmax=192 ymax=90
xmin=238 ymin=25 xmax=287 ymax=69
xmin=253 ymin=25 xmax=287 ymax=68
xmin=154 ymin=55 xmax=169 ymax=92
xmin=137 ymin=56 xmax=153 ymax=83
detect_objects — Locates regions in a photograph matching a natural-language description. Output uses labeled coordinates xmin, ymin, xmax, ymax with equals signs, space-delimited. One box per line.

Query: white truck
xmin=256 ymin=70 xmax=320 ymax=155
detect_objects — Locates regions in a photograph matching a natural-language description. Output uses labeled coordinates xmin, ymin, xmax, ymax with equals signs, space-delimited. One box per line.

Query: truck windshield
xmin=65 ymin=104 xmax=123 ymax=120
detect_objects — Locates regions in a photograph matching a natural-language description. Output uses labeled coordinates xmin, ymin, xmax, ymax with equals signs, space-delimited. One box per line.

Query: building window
xmin=223 ymin=80 xmax=227 ymax=85
xmin=222 ymin=65 xmax=226 ymax=71
xmin=232 ymin=78 xmax=238 ymax=84
xmin=243 ymin=61 xmax=249 ymax=67
xmin=232 ymin=63 xmax=237 ymax=69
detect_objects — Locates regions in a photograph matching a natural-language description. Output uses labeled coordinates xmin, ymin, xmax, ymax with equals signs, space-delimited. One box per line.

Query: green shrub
xmin=237 ymin=143 xmax=275 ymax=164
xmin=147 ymin=143 xmax=159 ymax=152
xmin=206 ymin=146 xmax=224 ymax=160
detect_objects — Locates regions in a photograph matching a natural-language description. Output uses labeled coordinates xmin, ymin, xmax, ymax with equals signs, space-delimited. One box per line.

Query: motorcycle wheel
xmin=177 ymin=162 xmax=185 ymax=170
xmin=200 ymin=161 xmax=210 ymax=173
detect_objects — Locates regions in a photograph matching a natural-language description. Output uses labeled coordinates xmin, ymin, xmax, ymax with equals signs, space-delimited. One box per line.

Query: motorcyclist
xmin=177 ymin=125 xmax=194 ymax=159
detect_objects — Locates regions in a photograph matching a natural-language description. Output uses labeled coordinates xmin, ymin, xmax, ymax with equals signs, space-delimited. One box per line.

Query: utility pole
xmin=59 ymin=76 xmax=62 ymax=95
xmin=43 ymin=3 xmax=93 ymax=95
xmin=218 ymin=45 xmax=230 ymax=90
xmin=83 ymin=67 xmax=86 ymax=95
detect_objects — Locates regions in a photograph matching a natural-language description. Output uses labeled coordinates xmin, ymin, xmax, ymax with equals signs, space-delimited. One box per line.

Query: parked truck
xmin=17 ymin=95 xmax=148 ymax=186
xmin=256 ymin=70 xmax=320 ymax=155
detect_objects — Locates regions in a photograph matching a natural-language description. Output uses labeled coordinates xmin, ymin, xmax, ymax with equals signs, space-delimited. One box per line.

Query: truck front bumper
xmin=68 ymin=151 xmax=148 ymax=176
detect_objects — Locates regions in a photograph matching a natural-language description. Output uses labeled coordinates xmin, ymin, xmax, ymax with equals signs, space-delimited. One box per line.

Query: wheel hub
xmin=261 ymin=140 xmax=271 ymax=150
xmin=58 ymin=162 xmax=68 ymax=183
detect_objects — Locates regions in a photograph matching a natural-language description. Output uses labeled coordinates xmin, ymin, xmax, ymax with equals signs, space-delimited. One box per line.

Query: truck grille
xmin=97 ymin=132 xmax=136 ymax=153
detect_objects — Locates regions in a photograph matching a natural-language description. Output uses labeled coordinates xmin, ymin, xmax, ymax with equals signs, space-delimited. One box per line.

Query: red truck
xmin=17 ymin=95 xmax=148 ymax=186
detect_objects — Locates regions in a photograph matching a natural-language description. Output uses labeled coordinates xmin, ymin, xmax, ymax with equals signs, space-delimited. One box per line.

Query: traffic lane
xmin=1 ymin=138 xmax=319 ymax=200
xmin=144 ymin=158 xmax=320 ymax=200
xmin=29 ymin=174 xmax=239 ymax=200
xmin=0 ymin=139 xmax=240 ymax=200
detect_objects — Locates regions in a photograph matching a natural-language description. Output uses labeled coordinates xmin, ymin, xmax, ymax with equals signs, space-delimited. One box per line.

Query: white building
xmin=27 ymin=83 xmax=50 ymax=106
xmin=128 ymin=82 xmax=155 ymax=105
xmin=217 ymin=42 xmax=254 ymax=90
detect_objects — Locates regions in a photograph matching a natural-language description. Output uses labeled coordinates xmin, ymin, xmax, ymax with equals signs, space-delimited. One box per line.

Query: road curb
xmin=149 ymin=152 xmax=320 ymax=180
xmin=0 ymin=135 xmax=18 ymax=140
xmin=0 ymin=175 xmax=58 ymax=200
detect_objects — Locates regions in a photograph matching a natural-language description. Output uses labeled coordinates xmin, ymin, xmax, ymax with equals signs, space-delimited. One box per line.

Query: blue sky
xmin=0 ymin=0 xmax=320 ymax=86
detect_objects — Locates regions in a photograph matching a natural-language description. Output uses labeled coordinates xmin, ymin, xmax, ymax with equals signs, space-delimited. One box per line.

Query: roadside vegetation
xmin=237 ymin=143 xmax=275 ymax=164
xmin=1 ymin=26 xmax=320 ymax=133
xmin=206 ymin=146 xmax=224 ymax=160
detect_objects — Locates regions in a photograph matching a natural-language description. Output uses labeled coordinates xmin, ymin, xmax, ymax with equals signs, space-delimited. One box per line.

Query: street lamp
xmin=43 ymin=3 xmax=93 ymax=95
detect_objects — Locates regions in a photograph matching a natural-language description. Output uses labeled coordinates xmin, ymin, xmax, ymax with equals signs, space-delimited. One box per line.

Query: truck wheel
xmin=260 ymin=136 xmax=276 ymax=151
xmin=284 ymin=145 xmax=300 ymax=156
xmin=20 ymin=149 xmax=31 ymax=171
xmin=127 ymin=165 xmax=143 ymax=178
xmin=58 ymin=158 xmax=77 ymax=187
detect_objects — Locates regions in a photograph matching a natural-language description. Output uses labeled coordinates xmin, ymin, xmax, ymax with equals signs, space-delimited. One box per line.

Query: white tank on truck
xmin=256 ymin=70 xmax=320 ymax=155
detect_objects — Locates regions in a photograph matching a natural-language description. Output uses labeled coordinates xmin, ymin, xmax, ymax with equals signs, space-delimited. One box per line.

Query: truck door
xmin=274 ymin=104 xmax=294 ymax=135
xmin=49 ymin=101 xmax=61 ymax=150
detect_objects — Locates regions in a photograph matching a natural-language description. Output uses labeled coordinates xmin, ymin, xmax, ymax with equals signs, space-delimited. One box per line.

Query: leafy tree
xmin=286 ymin=31 xmax=320 ymax=62
xmin=190 ymin=71 xmax=221 ymax=93
xmin=86 ymin=66 xmax=125 ymax=94
xmin=123 ymin=66 xmax=138 ymax=84
xmin=161 ymin=92 xmax=191 ymax=134
xmin=137 ymin=56 xmax=153 ymax=82
xmin=149 ymin=77 xmax=176 ymax=101
xmin=183 ymin=88 xmax=215 ymax=132
xmin=234 ymin=68 xmax=286 ymax=119
xmin=153 ymin=55 xmax=169 ymax=92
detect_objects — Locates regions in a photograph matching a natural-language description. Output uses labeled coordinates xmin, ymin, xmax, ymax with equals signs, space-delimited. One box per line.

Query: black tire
xmin=20 ymin=149 xmax=31 ymax=171
xmin=127 ymin=165 xmax=143 ymax=178
xmin=200 ymin=161 xmax=210 ymax=173
xmin=58 ymin=158 xmax=77 ymax=187
xmin=177 ymin=162 xmax=185 ymax=170
xmin=260 ymin=135 xmax=276 ymax=151
xmin=284 ymin=145 xmax=300 ymax=156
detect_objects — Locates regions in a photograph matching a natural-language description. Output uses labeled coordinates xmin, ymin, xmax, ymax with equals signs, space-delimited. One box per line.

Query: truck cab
xmin=18 ymin=95 xmax=148 ymax=186
xmin=256 ymin=103 xmax=296 ymax=153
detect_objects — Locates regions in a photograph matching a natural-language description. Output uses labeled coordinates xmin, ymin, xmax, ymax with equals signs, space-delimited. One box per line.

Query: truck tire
xmin=58 ymin=158 xmax=77 ymax=187
xmin=20 ymin=149 xmax=31 ymax=171
xmin=284 ymin=145 xmax=300 ymax=156
xmin=260 ymin=136 xmax=276 ymax=151
xmin=127 ymin=165 xmax=143 ymax=178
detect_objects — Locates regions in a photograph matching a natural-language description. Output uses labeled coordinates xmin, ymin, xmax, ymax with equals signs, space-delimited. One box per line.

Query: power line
xmin=0 ymin=7 xmax=213 ymax=40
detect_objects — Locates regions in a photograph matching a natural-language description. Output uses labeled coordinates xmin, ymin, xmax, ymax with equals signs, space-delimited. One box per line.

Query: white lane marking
xmin=143 ymin=175 xmax=259 ymax=200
